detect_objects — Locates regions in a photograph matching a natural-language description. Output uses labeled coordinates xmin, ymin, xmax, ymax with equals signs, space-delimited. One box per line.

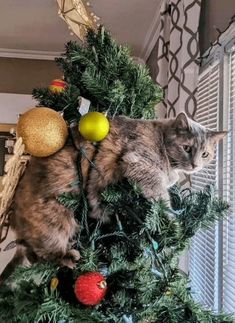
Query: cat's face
xmin=164 ymin=113 xmax=227 ymax=174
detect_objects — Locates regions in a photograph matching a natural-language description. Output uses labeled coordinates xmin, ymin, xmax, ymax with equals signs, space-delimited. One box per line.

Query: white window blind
xmin=189 ymin=62 xmax=220 ymax=310
xmin=222 ymin=48 xmax=235 ymax=313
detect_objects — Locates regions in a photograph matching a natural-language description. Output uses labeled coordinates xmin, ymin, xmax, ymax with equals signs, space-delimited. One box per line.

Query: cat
xmin=0 ymin=112 xmax=227 ymax=280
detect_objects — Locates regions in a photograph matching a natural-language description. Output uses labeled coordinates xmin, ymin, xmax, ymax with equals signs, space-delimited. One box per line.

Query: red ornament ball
xmin=49 ymin=79 xmax=67 ymax=93
xmin=74 ymin=272 xmax=107 ymax=305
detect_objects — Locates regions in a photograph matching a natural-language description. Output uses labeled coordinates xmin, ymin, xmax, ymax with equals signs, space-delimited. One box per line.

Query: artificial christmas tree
xmin=0 ymin=27 xmax=233 ymax=323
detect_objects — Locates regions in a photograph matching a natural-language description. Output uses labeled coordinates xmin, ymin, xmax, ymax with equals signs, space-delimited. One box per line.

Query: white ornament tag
xmin=78 ymin=97 xmax=91 ymax=115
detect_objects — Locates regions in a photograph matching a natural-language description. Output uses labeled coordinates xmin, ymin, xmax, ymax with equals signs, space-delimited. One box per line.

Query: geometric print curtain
xmin=155 ymin=0 xmax=201 ymax=119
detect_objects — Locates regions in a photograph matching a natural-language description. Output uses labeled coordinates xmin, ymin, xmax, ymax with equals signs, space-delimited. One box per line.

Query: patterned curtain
xmin=155 ymin=0 xmax=201 ymax=119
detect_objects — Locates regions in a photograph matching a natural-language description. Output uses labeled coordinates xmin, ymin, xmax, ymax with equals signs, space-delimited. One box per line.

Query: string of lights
xmin=197 ymin=14 xmax=235 ymax=66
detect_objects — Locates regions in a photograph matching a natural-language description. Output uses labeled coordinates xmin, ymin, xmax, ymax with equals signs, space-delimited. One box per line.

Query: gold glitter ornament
xmin=17 ymin=107 xmax=68 ymax=157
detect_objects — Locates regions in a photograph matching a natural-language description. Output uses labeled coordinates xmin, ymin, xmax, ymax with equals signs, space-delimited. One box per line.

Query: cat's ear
xmin=173 ymin=112 xmax=189 ymax=130
xmin=207 ymin=130 xmax=228 ymax=142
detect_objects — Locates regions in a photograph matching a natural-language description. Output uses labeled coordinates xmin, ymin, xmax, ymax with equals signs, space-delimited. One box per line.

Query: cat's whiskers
xmin=165 ymin=153 xmax=191 ymax=168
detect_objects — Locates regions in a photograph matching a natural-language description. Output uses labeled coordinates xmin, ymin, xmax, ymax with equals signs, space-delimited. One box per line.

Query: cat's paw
xmin=144 ymin=191 xmax=171 ymax=208
xmin=61 ymin=249 xmax=80 ymax=269
xmin=67 ymin=249 xmax=81 ymax=262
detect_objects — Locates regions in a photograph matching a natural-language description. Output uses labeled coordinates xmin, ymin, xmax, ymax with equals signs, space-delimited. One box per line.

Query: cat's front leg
xmin=87 ymin=166 xmax=120 ymax=221
xmin=87 ymin=170 xmax=105 ymax=219
xmin=135 ymin=169 xmax=171 ymax=206
xmin=122 ymin=153 xmax=171 ymax=206
xmin=142 ymin=183 xmax=171 ymax=207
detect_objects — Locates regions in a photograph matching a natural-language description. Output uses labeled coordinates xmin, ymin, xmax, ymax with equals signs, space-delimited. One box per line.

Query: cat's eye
xmin=183 ymin=145 xmax=192 ymax=153
xmin=202 ymin=151 xmax=209 ymax=158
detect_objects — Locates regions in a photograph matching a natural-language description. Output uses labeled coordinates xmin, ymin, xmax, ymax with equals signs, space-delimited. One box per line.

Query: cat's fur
xmin=0 ymin=113 xmax=226 ymax=280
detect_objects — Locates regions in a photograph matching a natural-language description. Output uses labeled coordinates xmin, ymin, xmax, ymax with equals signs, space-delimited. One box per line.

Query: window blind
xmin=222 ymin=48 xmax=235 ymax=313
xmin=189 ymin=62 xmax=220 ymax=310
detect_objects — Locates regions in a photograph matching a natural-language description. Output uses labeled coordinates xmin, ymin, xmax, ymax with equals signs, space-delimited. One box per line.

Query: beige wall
xmin=0 ymin=58 xmax=61 ymax=94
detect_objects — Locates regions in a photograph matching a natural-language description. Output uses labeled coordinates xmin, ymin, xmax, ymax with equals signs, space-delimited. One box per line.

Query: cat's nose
xmin=192 ymin=163 xmax=198 ymax=169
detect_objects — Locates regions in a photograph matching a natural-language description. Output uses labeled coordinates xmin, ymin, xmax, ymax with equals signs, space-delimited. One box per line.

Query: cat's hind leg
xmin=61 ymin=249 xmax=80 ymax=269
xmin=87 ymin=162 xmax=121 ymax=220
xmin=18 ymin=199 xmax=81 ymax=270
xmin=31 ymin=227 xmax=79 ymax=269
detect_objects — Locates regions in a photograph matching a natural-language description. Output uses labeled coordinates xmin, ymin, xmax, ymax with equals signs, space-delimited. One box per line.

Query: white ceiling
xmin=0 ymin=0 xmax=161 ymax=59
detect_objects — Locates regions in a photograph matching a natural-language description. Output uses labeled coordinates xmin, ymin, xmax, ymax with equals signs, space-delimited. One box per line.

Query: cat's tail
xmin=0 ymin=244 xmax=26 ymax=283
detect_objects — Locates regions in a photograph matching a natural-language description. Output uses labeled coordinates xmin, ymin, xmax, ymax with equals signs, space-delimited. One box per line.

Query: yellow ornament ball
xmin=49 ymin=79 xmax=67 ymax=93
xmin=17 ymin=107 xmax=68 ymax=157
xmin=79 ymin=112 xmax=110 ymax=142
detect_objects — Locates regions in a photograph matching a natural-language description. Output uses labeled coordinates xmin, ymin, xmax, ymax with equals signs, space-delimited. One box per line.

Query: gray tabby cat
xmin=0 ymin=112 xmax=227 ymax=280
xmin=87 ymin=112 xmax=227 ymax=217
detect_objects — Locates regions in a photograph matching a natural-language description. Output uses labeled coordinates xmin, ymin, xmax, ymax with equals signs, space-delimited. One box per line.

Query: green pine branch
xmin=33 ymin=27 xmax=162 ymax=121
xmin=0 ymin=182 xmax=232 ymax=322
